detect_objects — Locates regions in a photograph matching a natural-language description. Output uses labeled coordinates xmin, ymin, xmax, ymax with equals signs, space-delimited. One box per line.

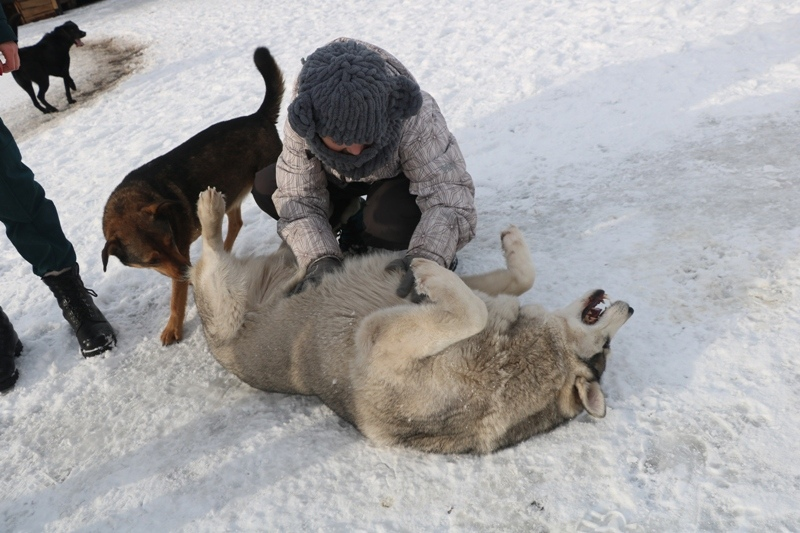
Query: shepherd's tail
xmin=253 ymin=47 xmax=285 ymax=125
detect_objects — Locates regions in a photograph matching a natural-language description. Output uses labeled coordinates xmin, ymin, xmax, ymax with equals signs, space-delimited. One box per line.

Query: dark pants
xmin=0 ymin=118 xmax=76 ymax=277
xmin=252 ymin=163 xmax=422 ymax=251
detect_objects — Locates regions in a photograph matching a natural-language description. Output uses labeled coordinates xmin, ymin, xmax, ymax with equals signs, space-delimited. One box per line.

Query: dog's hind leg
xmin=34 ymin=78 xmax=59 ymax=113
xmin=460 ymin=225 xmax=535 ymax=296
xmin=356 ymin=259 xmax=488 ymax=370
xmin=191 ymin=187 xmax=250 ymax=343
xmin=13 ymin=75 xmax=50 ymax=114
xmin=198 ymin=187 xmax=227 ymax=253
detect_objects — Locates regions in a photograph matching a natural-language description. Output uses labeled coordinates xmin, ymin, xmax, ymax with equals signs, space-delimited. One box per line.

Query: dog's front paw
xmin=197 ymin=187 xmax=226 ymax=226
xmin=160 ymin=323 xmax=183 ymax=346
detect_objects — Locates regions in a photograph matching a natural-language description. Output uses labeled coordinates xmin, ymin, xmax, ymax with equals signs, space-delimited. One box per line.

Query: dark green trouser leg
xmin=0 ymin=118 xmax=76 ymax=277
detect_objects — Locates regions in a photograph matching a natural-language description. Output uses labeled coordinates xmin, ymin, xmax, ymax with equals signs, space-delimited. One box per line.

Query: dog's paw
xmin=499 ymin=225 xmax=535 ymax=291
xmin=409 ymin=258 xmax=450 ymax=301
xmin=197 ymin=187 xmax=226 ymax=225
xmin=502 ymin=224 xmax=533 ymax=260
xmin=160 ymin=323 xmax=183 ymax=346
xmin=500 ymin=225 xmax=527 ymax=256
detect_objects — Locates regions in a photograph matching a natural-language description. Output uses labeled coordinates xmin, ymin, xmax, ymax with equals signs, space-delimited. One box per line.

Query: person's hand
xmin=0 ymin=41 xmax=20 ymax=75
xmin=386 ymin=255 xmax=427 ymax=303
xmin=289 ymin=256 xmax=342 ymax=296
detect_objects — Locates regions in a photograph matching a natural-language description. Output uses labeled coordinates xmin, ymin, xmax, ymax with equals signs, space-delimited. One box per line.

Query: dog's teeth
xmin=582 ymin=296 xmax=610 ymax=325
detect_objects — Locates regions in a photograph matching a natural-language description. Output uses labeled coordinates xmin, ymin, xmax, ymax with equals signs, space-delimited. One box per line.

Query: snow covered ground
xmin=1 ymin=0 xmax=799 ymax=530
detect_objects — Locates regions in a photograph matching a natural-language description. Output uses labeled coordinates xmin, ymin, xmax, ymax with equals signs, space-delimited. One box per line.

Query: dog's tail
xmin=253 ymin=47 xmax=285 ymax=125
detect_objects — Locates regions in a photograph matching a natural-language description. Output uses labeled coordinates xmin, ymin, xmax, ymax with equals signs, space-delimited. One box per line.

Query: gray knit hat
xmin=288 ymin=39 xmax=423 ymax=179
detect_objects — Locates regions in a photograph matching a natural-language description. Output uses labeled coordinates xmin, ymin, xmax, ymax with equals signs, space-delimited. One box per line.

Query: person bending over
xmin=251 ymin=38 xmax=477 ymax=294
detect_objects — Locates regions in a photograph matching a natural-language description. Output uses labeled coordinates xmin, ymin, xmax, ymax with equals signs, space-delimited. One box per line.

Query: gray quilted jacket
xmin=274 ymin=38 xmax=477 ymax=269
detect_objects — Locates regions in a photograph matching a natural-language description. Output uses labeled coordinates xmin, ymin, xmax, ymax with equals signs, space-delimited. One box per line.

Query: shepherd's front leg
xmin=161 ymin=278 xmax=188 ymax=345
xmin=356 ymin=259 xmax=488 ymax=370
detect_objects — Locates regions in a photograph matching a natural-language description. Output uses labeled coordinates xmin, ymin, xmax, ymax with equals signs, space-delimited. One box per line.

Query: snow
xmin=1 ymin=0 xmax=799 ymax=530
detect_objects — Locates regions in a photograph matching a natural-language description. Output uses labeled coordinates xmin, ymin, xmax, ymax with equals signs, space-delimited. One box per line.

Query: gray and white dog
xmin=190 ymin=187 xmax=633 ymax=454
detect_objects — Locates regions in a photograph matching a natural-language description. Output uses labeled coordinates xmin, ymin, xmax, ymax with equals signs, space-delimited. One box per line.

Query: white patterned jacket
xmin=273 ymin=38 xmax=477 ymax=269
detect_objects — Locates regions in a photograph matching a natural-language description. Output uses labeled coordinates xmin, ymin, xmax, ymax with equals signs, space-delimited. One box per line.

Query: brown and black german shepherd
xmin=101 ymin=47 xmax=284 ymax=345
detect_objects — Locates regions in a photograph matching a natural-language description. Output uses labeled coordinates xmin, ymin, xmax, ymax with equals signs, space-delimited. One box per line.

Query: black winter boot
xmin=0 ymin=306 xmax=23 ymax=394
xmin=42 ymin=264 xmax=116 ymax=357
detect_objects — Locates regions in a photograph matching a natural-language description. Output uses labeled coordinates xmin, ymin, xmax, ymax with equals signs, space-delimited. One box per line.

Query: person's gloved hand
xmin=289 ymin=256 xmax=342 ymax=296
xmin=386 ymin=255 xmax=427 ymax=303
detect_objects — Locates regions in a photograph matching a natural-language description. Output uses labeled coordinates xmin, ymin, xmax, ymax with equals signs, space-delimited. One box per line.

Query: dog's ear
xmin=575 ymin=376 xmax=606 ymax=418
xmin=101 ymin=239 xmax=120 ymax=272
xmin=141 ymin=201 xmax=179 ymax=218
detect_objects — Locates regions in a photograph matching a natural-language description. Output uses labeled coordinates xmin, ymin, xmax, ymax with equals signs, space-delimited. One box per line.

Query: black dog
xmin=11 ymin=20 xmax=86 ymax=114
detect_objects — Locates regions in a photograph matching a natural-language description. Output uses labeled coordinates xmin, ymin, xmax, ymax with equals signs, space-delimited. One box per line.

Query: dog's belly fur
xmin=200 ymin=250 xmax=462 ymax=413
xmin=207 ymin=251 xmax=410 ymax=424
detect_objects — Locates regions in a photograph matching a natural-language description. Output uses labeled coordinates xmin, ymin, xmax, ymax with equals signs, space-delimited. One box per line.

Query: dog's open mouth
xmin=581 ymin=290 xmax=609 ymax=325
xmin=75 ymin=39 xmax=84 ymax=47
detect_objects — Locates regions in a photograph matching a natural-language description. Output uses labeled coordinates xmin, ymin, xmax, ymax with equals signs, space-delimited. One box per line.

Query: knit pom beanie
xmin=288 ymin=40 xmax=423 ymax=179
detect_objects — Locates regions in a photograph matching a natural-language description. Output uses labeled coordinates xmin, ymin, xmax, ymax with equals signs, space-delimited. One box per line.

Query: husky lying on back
xmin=190 ymin=187 xmax=633 ymax=454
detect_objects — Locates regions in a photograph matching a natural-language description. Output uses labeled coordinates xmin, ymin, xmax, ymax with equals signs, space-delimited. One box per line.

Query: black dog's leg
xmin=64 ymin=76 xmax=77 ymax=104
xmin=12 ymin=75 xmax=51 ymax=114
xmin=35 ymin=79 xmax=59 ymax=113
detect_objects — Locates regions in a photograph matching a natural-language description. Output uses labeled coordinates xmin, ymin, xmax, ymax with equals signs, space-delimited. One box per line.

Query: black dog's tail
xmin=253 ymin=47 xmax=285 ymax=125
xmin=9 ymin=13 xmax=21 ymax=38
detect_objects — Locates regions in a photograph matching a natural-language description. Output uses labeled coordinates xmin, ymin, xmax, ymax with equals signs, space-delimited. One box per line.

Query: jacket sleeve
xmin=273 ymin=120 xmax=342 ymax=269
xmin=401 ymin=93 xmax=477 ymax=266
xmin=0 ymin=10 xmax=17 ymax=44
